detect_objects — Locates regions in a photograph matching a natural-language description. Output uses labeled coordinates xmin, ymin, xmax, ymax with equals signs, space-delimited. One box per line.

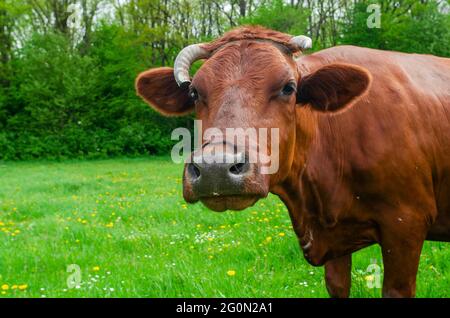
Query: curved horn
xmin=173 ymin=44 xmax=210 ymax=88
xmin=289 ymin=35 xmax=312 ymax=52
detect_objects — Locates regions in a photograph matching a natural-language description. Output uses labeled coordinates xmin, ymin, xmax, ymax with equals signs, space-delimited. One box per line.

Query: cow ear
xmin=135 ymin=67 xmax=195 ymax=116
xmin=297 ymin=63 xmax=371 ymax=112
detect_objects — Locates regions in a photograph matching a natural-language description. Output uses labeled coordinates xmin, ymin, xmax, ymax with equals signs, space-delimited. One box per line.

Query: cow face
xmin=136 ymin=29 xmax=370 ymax=212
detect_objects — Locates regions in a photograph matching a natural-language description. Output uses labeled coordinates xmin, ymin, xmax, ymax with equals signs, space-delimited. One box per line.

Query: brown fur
xmin=135 ymin=26 xmax=450 ymax=298
xmin=201 ymin=25 xmax=297 ymax=53
xmin=135 ymin=67 xmax=193 ymax=116
xmin=297 ymin=63 xmax=372 ymax=112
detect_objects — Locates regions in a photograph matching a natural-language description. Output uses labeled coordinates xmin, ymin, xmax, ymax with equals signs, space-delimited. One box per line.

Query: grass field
xmin=0 ymin=157 xmax=449 ymax=298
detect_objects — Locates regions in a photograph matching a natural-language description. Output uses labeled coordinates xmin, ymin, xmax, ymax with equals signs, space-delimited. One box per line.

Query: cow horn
xmin=289 ymin=35 xmax=313 ymax=51
xmin=173 ymin=44 xmax=210 ymax=88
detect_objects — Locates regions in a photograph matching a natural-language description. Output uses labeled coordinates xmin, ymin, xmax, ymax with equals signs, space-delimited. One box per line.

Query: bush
xmin=0 ymin=27 xmax=189 ymax=160
xmin=340 ymin=1 xmax=450 ymax=57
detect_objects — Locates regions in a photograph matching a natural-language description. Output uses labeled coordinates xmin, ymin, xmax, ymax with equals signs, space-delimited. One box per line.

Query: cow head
xmin=136 ymin=26 xmax=371 ymax=212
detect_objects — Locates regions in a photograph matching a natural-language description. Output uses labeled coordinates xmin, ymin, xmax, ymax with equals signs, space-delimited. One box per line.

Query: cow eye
xmin=189 ymin=87 xmax=199 ymax=101
xmin=281 ymin=83 xmax=296 ymax=96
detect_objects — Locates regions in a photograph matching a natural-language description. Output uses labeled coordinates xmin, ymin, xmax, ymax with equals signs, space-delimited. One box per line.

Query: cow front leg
xmin=381 ymin=232 xmax=425 ymax=298
xmin=324 ymin=254 xmax=352 ymax=298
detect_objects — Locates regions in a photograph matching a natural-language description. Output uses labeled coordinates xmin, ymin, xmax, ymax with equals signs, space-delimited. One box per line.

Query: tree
xmin=241 ymin=0 xmax=309 ymax=37
xmin=340 ymin=0 xmax=450 ymax=57
xmin=1 ymin=0 xmax=449 ymax=160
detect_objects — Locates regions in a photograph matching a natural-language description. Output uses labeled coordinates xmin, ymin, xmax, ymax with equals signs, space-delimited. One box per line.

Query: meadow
xmin=0 ymin=157 xmax=449 ymax=298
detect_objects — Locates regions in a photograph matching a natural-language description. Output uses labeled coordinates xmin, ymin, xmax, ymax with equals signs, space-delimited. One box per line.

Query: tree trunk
xmin=239 ymin=0 xmax=246 ymax=17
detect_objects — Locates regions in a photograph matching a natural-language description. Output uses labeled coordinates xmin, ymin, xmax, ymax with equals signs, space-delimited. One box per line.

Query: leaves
xmin=0 ymin=0 xmax=449 ymax=160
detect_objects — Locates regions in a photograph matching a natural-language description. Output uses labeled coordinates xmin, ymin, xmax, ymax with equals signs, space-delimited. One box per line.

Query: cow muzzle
xmin=183 ymin=144 xmax=269 ymax=211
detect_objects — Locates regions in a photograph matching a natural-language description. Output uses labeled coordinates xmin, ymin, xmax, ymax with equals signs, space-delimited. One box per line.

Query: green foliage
xmin=0 ymin=0 xmax=449 ymax=160
xmin=0 ymin=27 xmax=187 ymax=160
xmin=340 ymin=1 xmax=450 ymax=57
xmin=240 ymin=0 xmax=309 ymax=35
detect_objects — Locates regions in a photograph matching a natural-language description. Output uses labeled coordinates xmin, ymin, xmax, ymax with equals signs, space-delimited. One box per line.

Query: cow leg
xmin=324 ymin=254 xmax=352 ymax=298
xmin=381 ymin=232 xmax=425 ymax=298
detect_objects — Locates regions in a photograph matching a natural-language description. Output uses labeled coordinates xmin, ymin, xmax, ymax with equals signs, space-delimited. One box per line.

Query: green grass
xmin=0 ymin=157 xmax=449 ymax=298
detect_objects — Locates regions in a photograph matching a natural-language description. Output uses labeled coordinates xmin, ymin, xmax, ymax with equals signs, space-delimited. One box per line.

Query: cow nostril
xmin=229 ymin=162 xmax=248 ymax=175
xmin=187 ymin=163 xmax=201 ymax=179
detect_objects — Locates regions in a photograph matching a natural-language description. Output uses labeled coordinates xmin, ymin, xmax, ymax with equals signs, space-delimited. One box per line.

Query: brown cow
xmin=135 ymin=26 xmax=450 ymax=298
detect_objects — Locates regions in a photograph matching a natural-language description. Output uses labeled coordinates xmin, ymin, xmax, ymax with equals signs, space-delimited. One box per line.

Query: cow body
xmin=136 ymin=27 xmax=450 ymax=297
xmin=275 ymin=46 xmax=450 ymax=296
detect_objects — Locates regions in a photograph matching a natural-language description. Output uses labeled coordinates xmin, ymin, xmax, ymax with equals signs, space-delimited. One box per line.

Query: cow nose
xmin=185 ymin=152 xmax=251 ymax=197
xmin=228 ymin=161 xmax=249 ymax=175
xmin=187 ymin=159 xmax=249 ymax=180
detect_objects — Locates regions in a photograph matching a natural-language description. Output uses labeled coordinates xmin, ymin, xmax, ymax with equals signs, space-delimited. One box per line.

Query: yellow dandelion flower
xmin=1 ymin=284 xmax=9 ymax=290
xmin=18 ymin=284 xmax=28 ymax=290
xmin=105 ymin=222 xmax=114 ymax=228
xmin=12 ymin=285 xmax=17 ymax=290
xmin=365 ymin=275 xmax=375 ymax=282
xmin=265 ymin=236 xmax=272 ymax=243
xmin=92 ymin=266 xmax=100 ymax=272
xmin=279 ymin=232 xmax=286 ymax=237
xmin=0 ymin=222 xmax=4 ymax=226
xmin=227 ymin=270 xmax=236 ymax=276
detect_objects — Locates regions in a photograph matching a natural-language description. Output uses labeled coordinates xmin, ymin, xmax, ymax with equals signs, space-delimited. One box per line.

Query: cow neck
xmin=271 ymin=107 xmax=319 ymax=236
